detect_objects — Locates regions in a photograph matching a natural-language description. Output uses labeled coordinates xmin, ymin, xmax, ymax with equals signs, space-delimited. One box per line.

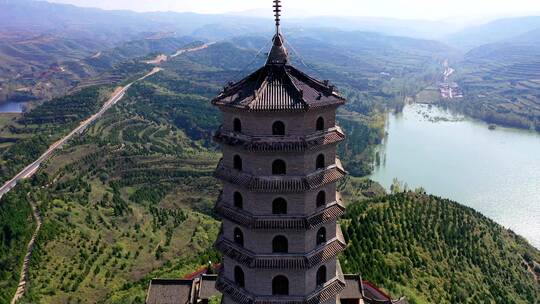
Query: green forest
xmin=0 ymin=87 xmax=112 ymax=183
xmin=340 ymin=192 xmax=540 ymax=304
xmin=0 ymin=184 xmax=36 ymax=303
xmin=11 ymin=81 xmax=222 ymax=303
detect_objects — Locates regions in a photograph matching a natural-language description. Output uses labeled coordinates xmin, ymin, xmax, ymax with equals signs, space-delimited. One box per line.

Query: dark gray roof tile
xmin=146 ymin=279 xmax=193 ymax=304
xmin=213 ymin=65 xmax=345 ymax=111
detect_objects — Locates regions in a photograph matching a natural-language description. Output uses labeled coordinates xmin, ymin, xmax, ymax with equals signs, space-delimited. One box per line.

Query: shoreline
xmin=412 ymin=101 xmax=540 ymax=134
xmin=371 ymin=103 xmax=540 ymax=249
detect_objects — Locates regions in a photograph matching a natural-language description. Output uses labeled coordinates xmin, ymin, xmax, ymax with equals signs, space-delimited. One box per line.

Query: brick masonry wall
xmin=222 ymin=145 xmax=337 ymax=176
xmin=222 ymin=218 xmax=337 ymax=253
xmin=223 ymin=256 xmax=338 ymax=296
xmin=221 ymin=108 xmax=337 ymax=136
xmin=222 ymin=181 xmax=337 ymax=215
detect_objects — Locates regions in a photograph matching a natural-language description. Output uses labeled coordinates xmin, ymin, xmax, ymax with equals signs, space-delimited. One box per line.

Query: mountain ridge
xmin=447 ymin=16 xmax=540 ymax=49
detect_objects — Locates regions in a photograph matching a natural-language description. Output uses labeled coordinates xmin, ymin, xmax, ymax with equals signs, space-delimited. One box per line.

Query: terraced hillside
xmin=0 ymin=34 xmax=197 ymax=104
xmin=17 ymin=80 xmax=222 ymax=304
xmin=0 ymin=86 xmax=114 ymax=183
xmin=1 ymin=41 xmax=250 ymax=303
xmin=442 ymin=41 xmax=540 ymax=131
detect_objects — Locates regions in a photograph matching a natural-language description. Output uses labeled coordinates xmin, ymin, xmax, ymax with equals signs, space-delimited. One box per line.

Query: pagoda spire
xmin=273 ymin=0 xmax=282 ymax=34
xmin=267 ymin=0 xmax=289 ymax=65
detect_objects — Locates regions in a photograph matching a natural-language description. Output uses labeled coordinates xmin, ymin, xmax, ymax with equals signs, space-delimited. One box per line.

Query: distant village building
xmin=147 ymin=1 xmax=407 ymax=304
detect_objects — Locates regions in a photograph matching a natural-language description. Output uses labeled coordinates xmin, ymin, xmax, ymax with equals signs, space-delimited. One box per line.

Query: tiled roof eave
xmin=213 ymin=128 xmax=346 ymax=153
xmin=213 ymin=160 xmax=347 ymax=193
xmin=214 ymin=198 xmax=345 ymax=231
xmin=215 ymin=225 xmax=346 ymax=269
xmin=213 ymin=101 xmax=344 ymax=112
xmin=212 ymin=64 xmax=347 ymax=111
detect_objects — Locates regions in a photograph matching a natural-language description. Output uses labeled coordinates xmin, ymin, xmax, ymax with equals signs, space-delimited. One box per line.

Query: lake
xmin=371 ymin=103 xmax=540 ymax=248
xmin=0 ymin=101 xmax=27 ymax=113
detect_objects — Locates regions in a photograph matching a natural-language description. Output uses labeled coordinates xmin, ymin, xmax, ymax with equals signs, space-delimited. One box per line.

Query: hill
xmin=340 ymin=192 xmax=540 ymax=304
xmin=0 ymin=0 xmax=461 ymax=106
xmin=439 ymin=36 xmax=540 ymax=131
xmin=0 ymin=0 xmax=271 ymax=45
xmin=6 ymin=65 xmax=224 ymax=304
xmin=447 ymin=16 xmax=540 ymax=50
xmin=0 ymin=33 xmax=198 ymax=103
xmin=428 ymin=16 xmax=540 ymax=131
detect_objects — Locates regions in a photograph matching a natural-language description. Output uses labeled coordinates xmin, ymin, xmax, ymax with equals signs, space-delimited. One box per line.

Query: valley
xmin=0 ymin=1 xmax=539 ymax=304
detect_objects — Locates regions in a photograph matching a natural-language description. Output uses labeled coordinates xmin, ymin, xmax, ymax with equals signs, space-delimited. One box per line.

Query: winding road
xmin=7 ymin=67 xmax=161 ymax=304
xmin=0 ymin=67 xmax=161 ymax=200
xmin=171 ymin=42 xmax=215 ymax=58
xmin=6 ymin=41 xmax=214 ymax=304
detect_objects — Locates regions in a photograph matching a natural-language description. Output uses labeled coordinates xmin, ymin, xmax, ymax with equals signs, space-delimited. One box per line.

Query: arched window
xmin=233 ymin=155 xmax=243 ymax=171
xmin=272 ymin=198 xmax=287 ymax=215
xmin=234 ymin=266 xmax=245 ymax=288
xmin=272 ymin=121 xmax=286 ymax=136
xmin=233 ymin=118 xmax=242 ymax=133
xmin=272 ymin=276 xmax=289 ymax=295
xmin=272 ymin=160 xmax=286 ymax=175
xmin=316 ymin=191 xmax=326 ymax=208
xmin=316 ymin=154 xmax=325 ymax=170
xmin=272 ymin=236 xmax=288 ymax=253
xmin=317 ymin=227 xmax=326 ymax=245
xmin=234 ymin=228 xmax=244 ymax=247
xmin=233 ymin=192 xmax=243 ymax=209
xmin=316 ymin=117 xmax=325 ymax=131
xmin=316 ymin=266 xmax=327 ymax=286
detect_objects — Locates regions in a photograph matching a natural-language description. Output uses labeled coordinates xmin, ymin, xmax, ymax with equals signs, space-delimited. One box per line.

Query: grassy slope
xmin=340 ymin=192 xmax=540 ymax=304
xmin=0 ymin=86 xmax=114 ymax=184
xmin=19 ymin=79 xmax=222 ymax=304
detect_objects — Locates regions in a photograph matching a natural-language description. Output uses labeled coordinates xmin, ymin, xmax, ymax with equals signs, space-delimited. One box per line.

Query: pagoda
xmin=212 ymin=1 xmax=348 ymax=303
xmin=146 ymin=2 xmax=410 ymax=304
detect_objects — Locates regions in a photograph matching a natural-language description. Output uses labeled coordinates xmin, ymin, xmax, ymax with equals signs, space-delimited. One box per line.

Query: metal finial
xmin=273 ymin=0 xmax=282 ymax=34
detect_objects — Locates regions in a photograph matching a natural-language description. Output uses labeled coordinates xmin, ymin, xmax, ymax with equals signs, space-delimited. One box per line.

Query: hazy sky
xmin=48 ymin=0 xmax=540 ymax=21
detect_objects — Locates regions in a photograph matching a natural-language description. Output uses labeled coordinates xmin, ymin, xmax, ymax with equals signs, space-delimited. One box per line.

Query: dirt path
xmin=10 ymin=198 xmax=42 ymax=304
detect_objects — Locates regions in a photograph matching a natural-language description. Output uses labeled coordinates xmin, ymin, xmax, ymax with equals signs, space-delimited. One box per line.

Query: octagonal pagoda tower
xmin=212 ymin=2 xmax=348 ymax=304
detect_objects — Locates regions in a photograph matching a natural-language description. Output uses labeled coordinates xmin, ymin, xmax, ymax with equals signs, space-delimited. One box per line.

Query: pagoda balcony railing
xmin=215 ymin=192 xmax=345 ymax=230
xmin=215 ymin=225 xmax=346 ymax=269
xmin=213 ymin=159 xmax=347 ymax=193
xmin=213 ymin=126 xmax=345 ymax=152
xmin=215 ymin=260 xmax=345 ymax=304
